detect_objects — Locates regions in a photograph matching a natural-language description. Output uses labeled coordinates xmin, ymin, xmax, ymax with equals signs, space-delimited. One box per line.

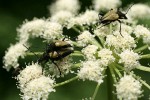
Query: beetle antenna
xmin=23 ymin=44 xmax=39 ymax=59
xmin=125 ymin=4 xmax=134 ymax=15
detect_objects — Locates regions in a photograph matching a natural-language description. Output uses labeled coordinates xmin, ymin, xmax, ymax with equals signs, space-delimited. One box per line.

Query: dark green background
xmin=0 ymin=0 xmax=150 ymax=100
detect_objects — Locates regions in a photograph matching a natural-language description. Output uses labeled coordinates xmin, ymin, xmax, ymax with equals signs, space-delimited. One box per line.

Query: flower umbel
xmin=116 ymin=75 xmax=143 ymax=100
xmin=3 ymin=0 xmax=150 ymax=100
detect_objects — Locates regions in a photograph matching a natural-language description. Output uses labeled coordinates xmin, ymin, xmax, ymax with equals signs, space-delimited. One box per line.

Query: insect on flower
xmin=23 ymin=38 xmax=74 ymax=75
xmin=37 ymin=39 xmax=74 ymax=75
xmin=98 ymin=5 xmax=134 ymax=36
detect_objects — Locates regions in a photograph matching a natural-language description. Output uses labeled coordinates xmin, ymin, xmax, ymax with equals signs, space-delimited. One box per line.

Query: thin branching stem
xmin=53 ymin=76 xmax=78 ymax=87
xmin=136 ymin=66 xmax=150 ymax=72
xmin=140 ymin=54 xmax=150 ymax=59
xmin=91 ymin=83 xmax=101 ymax=100
xmin=134 ymin=45 xmax=149 ymax=52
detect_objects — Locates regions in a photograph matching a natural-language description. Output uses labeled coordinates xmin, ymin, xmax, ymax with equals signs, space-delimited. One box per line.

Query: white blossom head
xmin=78 ymin=60 xmax=104 ymax=83
xmin=93 ymin=0 xmax=121 ymax=11
xmin=17 ymin=63 xmax=42 ymax=87
xmin=98 ymin=48 xmax=115 ymax=67
xmin=105 ymin=31 xmax=136 ymax=51
xmin=82 ymin=45 xmax=98 ymax=60
xmin=17 ymin=18 xmax=45 ymax=42
xmin=67 ymin=10 xmax=99 ymax=28
xmin=134 ymin=25 xmax=150 ymax=45
xmin=77 ymin=31 xmax=95 ymax=47
xmin=116 ymin=75 xmax=142 ymax=100
xmin=21 ymin=76 xmax=55 ymax=100
xmin=119 ymin=50 xmax=140 ymax=72
xmin=50 ymin=10 xmax=74 ymax=26
xmin=49 ymin=0 xmax=80 ymax=15
xmin=116 ymin=23 xmax=133 ymax=34
xmin=47 ymin=57 xmax=73 ymax=77
xmin=94 ymin=27 xmax=109 ymax=37
xmin=3 ymin=42 xmax=28 ymax=71
xmin=42 ymin=21 xmax=63 ymax=40
xmin=128 ymin=4 xmax=150 ymax=19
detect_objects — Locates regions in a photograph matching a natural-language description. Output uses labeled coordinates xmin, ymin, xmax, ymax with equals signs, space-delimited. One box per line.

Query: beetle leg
xmin=117 ymin=20 xmax=123 ymax=37
xmin=51 ymin=60 xmax=61 ymax=75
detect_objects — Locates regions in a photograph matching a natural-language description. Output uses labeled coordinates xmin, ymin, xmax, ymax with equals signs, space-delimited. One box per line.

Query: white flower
xmin=17 ymin=19 xmax=45 ymax=42
xmin=78 ymin=60 xmax=104 ymax=83
xmin=21 ymin=76 xmax=55 ymax=100
xmin=17 ymin=63 xmax=42 ymax=87
xmin=116 ymin=75 xmax=142 ymax=100
xmin=67 ymin=10 xmax=99 ymax=28
xmin=119 ymin=50 xmax=140 ymax=71
xmin=134 ymin=25 xmax=150 ymax=45
xmin=3 ymin=42 xmax=28 ymax=71
xmin=82 ymin=45 xmax=98 ymax=60
xmin=128 ymin=4 xmax=150 ymax=19
xmin=50 ymin=10 xmax=74 ymax=25
xmin=42 ymin=21 xmax=63 ymax=40
xmin=77 ymin=31 xmax=95 ymax=47
xmin=49 ymin=0 xmax=80 ymax=15
xmin=94 ymin=27 xmax=109 ymax=37
xmin=80 ymin=10 xmax=99 ymax=25
xmin=134 ymin=25 xmax=150 ymax=38
xmin=116 ymin=23 xmax=133 ymax=34
xmin=93 ymin=0 xmax=121 ymax=11
xmin=105 ymin=31 xmax=136 ymax=51
xmin=47 ymin=57 xmax=73 ymax=77
xmin=98 ymin=49 xmax=115 ymax=67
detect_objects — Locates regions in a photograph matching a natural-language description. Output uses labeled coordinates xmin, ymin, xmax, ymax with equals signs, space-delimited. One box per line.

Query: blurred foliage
xmin=0 ymin=0 xmax=150 ymax=100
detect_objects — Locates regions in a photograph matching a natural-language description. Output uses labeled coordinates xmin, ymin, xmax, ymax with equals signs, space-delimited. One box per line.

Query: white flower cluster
xmin=67 ymin=10 xmax=99 ymax=28
xmin=106 ymin=31 xmax=136 ymax=51
xmin=17 ymin=19 xmax=45 ymax=43
xmin=128 ymin=3 xmax=150 ymax=19
xmin=17 ymin=63 xmax=55 ymax=100
xmin=116 ymin=75 xmax=142 ymax=100
xmin=49 ymin=0 xmax=80 ymax=15
xmin=98 ymin=49 xmax=115 ymax=67
xmin=3 ymin=42 xmax=28 ymax=71
xmin=93 ymin=0 xmax=121 ymax=11
xmin=78 ymin=60 xmax=104 ymax=83
xmin=77 ymin=31 xmax=95 ymax=47
xmin=82 ymin=45 xmax=98 ymax=60
xmin=134 ymin=25 xmax=150 ymax=45
xmin=50 ymin=10 xmax=74 ymax=26
xmin=47 ymin=57 xmax=73 ymax=77
xmin=41 ymin=22 xmax=63 ymax=40
xmin=94 ymin=27 xmax=110 ymax=37
xmin=17 ymin=19 xmax=63 ymax=42
xmin=119 ymin=50 xmax=140 ymax=71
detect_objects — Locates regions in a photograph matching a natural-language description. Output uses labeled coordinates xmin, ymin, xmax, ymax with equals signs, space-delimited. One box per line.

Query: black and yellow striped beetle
xmin=98 ymin=5 xmax=133 ymax=36
xmin=38 ymin=39 xmax=74 ymax=75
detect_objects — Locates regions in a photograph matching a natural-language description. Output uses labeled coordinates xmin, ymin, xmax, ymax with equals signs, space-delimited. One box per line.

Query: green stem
xmin=53 ymin=76 xmax=78 ymax=87
xmin=136 ymin=66 xmax=150 ymax=72
xmin=92 ymin=83 xmax=101 ymax=100
xmin=113 ymin=65 xmax=122 ymax=78
xmin=91 ymin=39 xmax=102 ymax=49
xmin=72 ymin=27 xmax=81 ymax=34
xmin=140 ymin=54 xmax=150 ymax=59
xmin=109 ymin=24 xmax=112 ymax=34
xmin=106 ymin=68 xmax=116 ymax=100
xmin=26 ymin=52 xmax=43 ymax=56
xmin=134 ymin=45 xmax=149 ymax=52
xmin=109 ymin=65 xmax=117 ymax=83
xmin=139 ymin=79 xmax=150 ymax=90
xmin=132 ymin=74 xmax=150 ymax=90
xmin=71 ymin=63 xmax=81 ymax=68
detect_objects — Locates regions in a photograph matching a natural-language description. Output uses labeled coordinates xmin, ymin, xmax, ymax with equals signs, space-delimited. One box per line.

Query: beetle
xmin=98 ymin=5 xmax=133 ymax=36
xmin=37 ymin=40 xmax=74 ymax=75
